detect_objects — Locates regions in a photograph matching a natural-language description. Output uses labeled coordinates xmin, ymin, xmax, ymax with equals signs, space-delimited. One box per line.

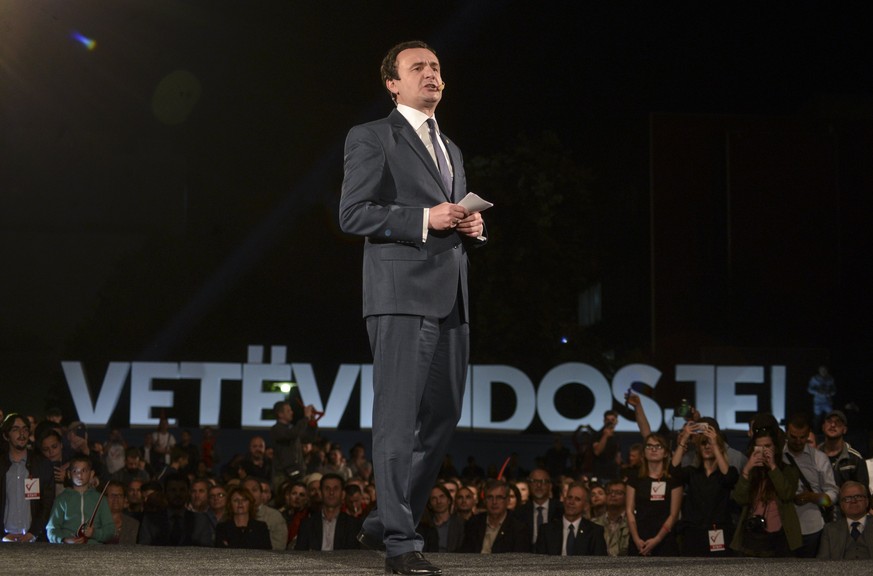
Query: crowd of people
xmin=1 ymin=396 xmax=871 ymax=560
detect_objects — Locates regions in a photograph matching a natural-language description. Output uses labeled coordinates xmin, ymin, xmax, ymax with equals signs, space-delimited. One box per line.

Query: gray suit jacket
xmin=817 ymin=515 xmax=873 ymax=560
xmin=340 ymin=108 xmax=480 ymax=320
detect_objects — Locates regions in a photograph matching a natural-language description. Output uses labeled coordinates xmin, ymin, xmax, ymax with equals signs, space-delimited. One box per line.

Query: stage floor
xmin=3 ymin=545 xmax=870 ymax=575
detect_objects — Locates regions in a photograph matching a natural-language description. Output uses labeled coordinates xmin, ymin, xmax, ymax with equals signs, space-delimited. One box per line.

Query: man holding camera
xmin=592 ymin=411 xmax=621 ymax=483
xmin=783 ymin=413 xmax=838 ymax=558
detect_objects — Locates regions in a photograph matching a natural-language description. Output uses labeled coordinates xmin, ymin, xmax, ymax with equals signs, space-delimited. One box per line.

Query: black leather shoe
xmin=357 ymin=529 xmax=386 ymax=552
xmin=385 ymin=551 xmax=442 ymax=576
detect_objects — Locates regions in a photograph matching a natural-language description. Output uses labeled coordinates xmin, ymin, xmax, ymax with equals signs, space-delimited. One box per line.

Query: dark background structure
xmin=2 ymin=2 xmax=872 ymax=441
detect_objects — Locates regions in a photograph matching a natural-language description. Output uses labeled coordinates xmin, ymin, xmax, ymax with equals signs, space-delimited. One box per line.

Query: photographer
xmin=730 ymin=424 xmax=802 ymax=557
xmin=592 ymin=411 xmax=621 ymax=483
xmin=671 ymin=418 xmax=739 ymax=556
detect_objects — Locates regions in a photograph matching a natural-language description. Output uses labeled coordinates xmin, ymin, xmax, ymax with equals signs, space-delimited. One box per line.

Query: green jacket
xmin=730 ymin=464 xmax=802 ymax=552
xmin=46 ymin=487 xmax=114 ymax=544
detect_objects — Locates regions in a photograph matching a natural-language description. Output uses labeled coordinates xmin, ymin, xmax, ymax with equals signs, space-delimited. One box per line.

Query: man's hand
xmin=428 ymin=202 xmax=468 ymax=231
xmin=456 ymin=211 xmax=484 ymax=238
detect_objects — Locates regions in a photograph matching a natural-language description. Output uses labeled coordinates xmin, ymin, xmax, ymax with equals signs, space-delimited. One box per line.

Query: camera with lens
xmin=744 ymin=515 xmax=766 ymax=534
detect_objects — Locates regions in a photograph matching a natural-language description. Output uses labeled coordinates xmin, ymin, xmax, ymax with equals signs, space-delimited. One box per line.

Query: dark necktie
xmin=169 ymin=512 xmax=184 ymax=545
xmin=851 ymin=521 xmax=862 ymax=541
xmin=426 ymin=118 xmax=453 ymax=198
xmin=566 ymin=523 xmax=576 ymax=556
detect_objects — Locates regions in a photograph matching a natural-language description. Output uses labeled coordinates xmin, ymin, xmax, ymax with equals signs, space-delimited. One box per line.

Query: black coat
xmin=460 ymin=513 xmax=530 ymax=553
xmin=535 ymin=517 xmax=607 ymax=556
xmin=294 ymin=511 xmax=362 ymax=551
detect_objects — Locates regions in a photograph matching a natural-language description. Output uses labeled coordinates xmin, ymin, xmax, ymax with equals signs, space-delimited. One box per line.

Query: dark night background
xmin=2 ymin=1 xmax=872 ymax=445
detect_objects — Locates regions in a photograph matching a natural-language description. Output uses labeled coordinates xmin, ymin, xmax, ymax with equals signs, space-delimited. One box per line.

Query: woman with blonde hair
xmin=214 ymin=486 xmax=271 ymax=549
xmin=626 ymin=433 xmax=682 ymax=556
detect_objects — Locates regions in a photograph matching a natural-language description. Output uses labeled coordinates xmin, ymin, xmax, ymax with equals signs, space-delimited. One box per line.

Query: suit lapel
xmin=390 ymin=109 xmax=453 ymax=202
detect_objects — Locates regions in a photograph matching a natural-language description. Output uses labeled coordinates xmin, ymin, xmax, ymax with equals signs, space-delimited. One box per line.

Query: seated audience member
xmin=207 ymin=484 xmax=228 ymax=529
xmin=137 ymin=476 xmax=213 ymax=546
xmin=125 ymin=479 xmax=145 ymax=518
xmin=420 ymin=484 xmax=464 ymax=553
xmin=305 ymin=472 xmax=323 ymax=514
xmin=506 ymin=482 xmax=522 ymax=512
xmin=730 ymin=424 xmax=801 ymax=557
xmin=536 ymin=482 xmax=606 ymax=556
xmin=343 ymin=482 xmax=364 ymax=518
xmin=818 ymin=481 xmax=873 ymax=560
xmin=621 ymin=444 xmax=644 ymax=481
xmin=588 ymin=484 xmax=607 ymax=519
xmin=188 ymin=478 xmax=211 ymax=513
xmin=215 ymin=486 xmax=271 ymax=549
xmin=626 ymin=434 xmax=682 ymax=556
xmin=671 ymin=418 xmax=738 ymax=556
xmin=454 ymin=485 xmax=477 ymax=522
xmin=242 ymin=476 xmax=287 ymax=550
xmin=103 ymin=429 xmax=128 ymax=476
xmin=46 ymin=455 xmax=113 ymax=544
xmin=105 ymin=480 xmax=139 ymax=545
xmin=514 ymin=480 xmax=530 ymax=507
xmin=2 ymin=413 xmax=55 ymax=542
xmin=515 ymin=468 xmax=563 ymax=548
xmin=818 ymin=410 xmax=869 ymax=491
xmin=592 ymin=480 xmax=630 ymax=557
xmin=295 ymin=472 xmax=362 ymax=551
xmin=460 ymin=480 xmax=529 ymax=553
xmin=279 ymin=481 xmax=310 ymax=548
xmin=111 ymin=447 xmax=151 ymax=485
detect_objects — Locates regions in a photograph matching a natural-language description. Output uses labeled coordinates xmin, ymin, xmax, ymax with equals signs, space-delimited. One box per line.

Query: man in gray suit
xmin=340 ymin=40 xmax=485 ymax=576
xmin=818 ymin=481 xmax=873 ymax=560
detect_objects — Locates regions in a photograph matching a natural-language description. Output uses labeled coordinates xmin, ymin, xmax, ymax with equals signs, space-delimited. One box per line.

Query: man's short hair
xmin=787 ymin=412 xmax=811 ymax=430
xmin=273 ymin=400 xmax=289 ymax=414
xmin=125 ymin=446 xmax=142 ymax=459
xmin=320 ymin=472 xmax=345 ymax=489
xmin=380 ymin=40 xmax=437 ymax=103
xmin=484 ymin=479 xmax=508 ymax=495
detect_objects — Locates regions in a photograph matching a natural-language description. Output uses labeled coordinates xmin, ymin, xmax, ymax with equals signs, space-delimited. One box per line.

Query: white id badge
xmin=708 ymin=528 xmax=725 ymax=551
xmin=650 ymin=481 xmax=666 ymax=501
xmin=24 ymin=478 xmax=40 ymax=500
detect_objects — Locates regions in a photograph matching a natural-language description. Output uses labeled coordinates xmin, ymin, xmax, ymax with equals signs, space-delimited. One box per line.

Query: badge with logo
xmin=25 ymin=478 xmax=40 ymax=500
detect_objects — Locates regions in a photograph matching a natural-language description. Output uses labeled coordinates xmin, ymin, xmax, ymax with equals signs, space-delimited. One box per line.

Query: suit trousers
xmin=363 ymin=304 xmax=468 ymax=557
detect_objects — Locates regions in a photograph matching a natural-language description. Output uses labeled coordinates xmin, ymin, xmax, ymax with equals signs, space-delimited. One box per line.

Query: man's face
xmin=190 ymin=482 xmax=209 ymax=509
xmin=429 ymin=488 xmax=451 ymax=515
xmin=387 ymin=48 xmax=443 ymax=111
xmin=528 ymin=470 xmax=552 ymax=501
xmin=249 ymin=437 xmax=266 ymax=459
xmin=276 ymin=404 xmax=292 ymax=424
xmin=485 ymin=486 xmax=509 ymax=517
xmin=107 ymin=485 xmax=126 ymax=513
xmin=125 ymin=454 xmax=141 ymax=471
xmin=454 ymin=488 xmax=474 ymax=512
xmin=822 ymin=416 xmax=847 ymax=440
xmin=442 ymin=481 xmax=458 ymax=502
xmin=786 ymin=424 xmax=810 ymax=453
xmin=126 ymin=481 xmax=143 ymax=505
xmin=5 ymin=418 xmax=30 ymax=451
xmin=839 ymin=484 xmax=870 ymax=521
xmin=208 ymin=487 xmax=227 ymax=511
xmin=606 ymin=484 xmax=627 ymax=509
xmin=562 ymin=486 xmax=588 ymax=521
xmin=321 ymin=479 xmax=343 ymax=508
xmin=166 ymin=480 xmax=189 ymax=508
xmin=603 ymin=414 xmax=618 ymax=429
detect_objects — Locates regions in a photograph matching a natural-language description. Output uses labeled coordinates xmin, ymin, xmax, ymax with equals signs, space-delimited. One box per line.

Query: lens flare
xmin=71 ymin=31 xmax=97 ymax=51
